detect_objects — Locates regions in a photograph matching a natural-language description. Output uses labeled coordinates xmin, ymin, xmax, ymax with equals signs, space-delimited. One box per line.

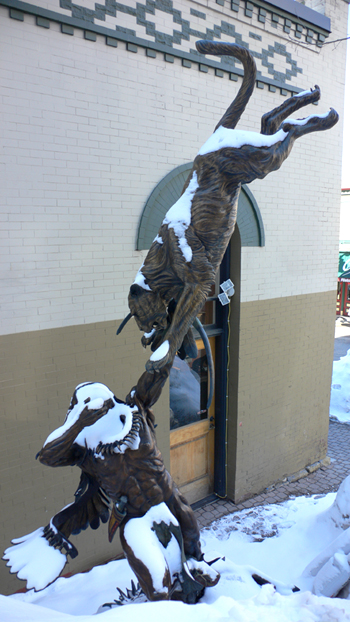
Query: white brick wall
xmin=0 ymin=0 xmax=347 ymax=334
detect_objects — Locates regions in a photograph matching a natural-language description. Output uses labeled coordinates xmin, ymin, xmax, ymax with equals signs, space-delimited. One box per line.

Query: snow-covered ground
xmin=4 ymin=480 xmax=350 ymax=621
xmin=330 ymin=350 xmax=350 ymax=422
xmin=330 ymin=322 xmax=350 ymax=423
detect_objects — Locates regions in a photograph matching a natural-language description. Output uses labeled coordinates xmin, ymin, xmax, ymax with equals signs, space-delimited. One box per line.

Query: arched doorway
xmin=137 ymin=164 xmax=264 ymax=503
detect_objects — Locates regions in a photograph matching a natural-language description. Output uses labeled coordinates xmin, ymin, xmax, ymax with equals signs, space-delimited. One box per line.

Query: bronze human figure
xmin=4 ymin=383 xmax=219 ymax=602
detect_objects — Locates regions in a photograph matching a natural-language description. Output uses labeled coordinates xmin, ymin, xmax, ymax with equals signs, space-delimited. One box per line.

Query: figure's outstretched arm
xmin=3 ymin=472 xmax=110 ymax=592
xmin=126 ymin=363 xmax=173 ymax=411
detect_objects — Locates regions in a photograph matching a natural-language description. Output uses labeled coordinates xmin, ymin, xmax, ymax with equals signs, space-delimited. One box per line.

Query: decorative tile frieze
xmin=52 ymin=0 xmax=331 ymax=52
xmin=3 ymin=0 xmax=330 ymax=97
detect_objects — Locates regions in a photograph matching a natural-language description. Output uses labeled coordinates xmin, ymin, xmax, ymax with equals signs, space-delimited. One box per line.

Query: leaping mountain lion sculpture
xmin=118 ymin=40 xmax=338 ymax=409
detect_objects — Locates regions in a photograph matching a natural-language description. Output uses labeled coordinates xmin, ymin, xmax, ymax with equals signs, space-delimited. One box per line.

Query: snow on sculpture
xmin=3 ymin=383 xmax=219 ymax=604
xmin=118 ymin=40 xmax=338 ymax=408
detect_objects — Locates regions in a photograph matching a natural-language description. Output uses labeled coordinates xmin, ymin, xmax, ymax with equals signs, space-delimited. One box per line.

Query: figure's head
xmin=128 ymin=284 xmax=168 ymax=333
xmin=117 ymin=284 xmax=169 ymax=352
xmin=43 ymin=382 xmax=141 ymax=454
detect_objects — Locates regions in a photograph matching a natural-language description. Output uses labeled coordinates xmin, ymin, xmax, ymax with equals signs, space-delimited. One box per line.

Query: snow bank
xmin=4 ymin=585 xmax=350 ymax=622
xmin=330 ymin=350 xmax=350 ymax=423
xmin=5 ymin=492 xmax=350 ymax=621
xmin=329 ymin=475 xmax=350 ymax=530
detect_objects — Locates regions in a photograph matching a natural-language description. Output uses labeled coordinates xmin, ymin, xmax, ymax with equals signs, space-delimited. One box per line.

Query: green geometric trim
xmin=2 ymin=0 xmax=314 ymax=95
xmin=136 ymin=162 xmax=265 ymax=250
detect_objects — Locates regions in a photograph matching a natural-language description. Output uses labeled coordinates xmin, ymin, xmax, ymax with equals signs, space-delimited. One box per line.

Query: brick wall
xmin=1 ymin=0 xmax=347 ymax=336
xmin=228 ymin=290 xmax=336 ymax=502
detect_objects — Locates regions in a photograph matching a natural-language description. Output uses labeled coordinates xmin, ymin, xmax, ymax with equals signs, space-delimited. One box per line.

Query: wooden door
xmin=169 ymin=337 xmax=215 ymax=504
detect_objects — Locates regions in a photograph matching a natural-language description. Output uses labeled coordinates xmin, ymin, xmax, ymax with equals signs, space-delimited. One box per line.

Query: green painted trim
xmin=239 ymin=183 xmax=265 ymax=246
xmin=36 ymin=15 xmax=49 ymax=28
xmin=136 ymin=163 xmax=265 ymax=250
xmin=61 ymin=23 xmax=74 ymax=35
xmin=9 ymin=6 xmax=22 ymax=19
xmin=1 ymin=0 xmax=318 ymax=96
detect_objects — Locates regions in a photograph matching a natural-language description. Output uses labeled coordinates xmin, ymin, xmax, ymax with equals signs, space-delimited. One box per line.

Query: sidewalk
xmin=194 ymin=319 xmax=350 ymax=530
xmin=194 ymin=420 xmax=350 ymax=529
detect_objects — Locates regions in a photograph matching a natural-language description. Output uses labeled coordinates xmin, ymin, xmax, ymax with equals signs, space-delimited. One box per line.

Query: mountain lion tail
xmin=195 ymin=40 xmax=256 ymax=131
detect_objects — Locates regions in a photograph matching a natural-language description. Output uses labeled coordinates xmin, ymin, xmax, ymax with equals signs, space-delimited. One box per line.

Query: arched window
xmin=136 ymin=162 xmax=265 ymax=251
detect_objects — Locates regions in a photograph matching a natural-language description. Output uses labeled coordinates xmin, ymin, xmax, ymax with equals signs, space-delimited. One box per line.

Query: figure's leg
xmin=166 ymin=483 xmax=202 ymax=561
xmin=166 ymin=481 xmax=220 ymax=590
xmin=119 ymin=506 xmax=206 ymax=603
xmin=120 ymin=519 xmax=173 ymax=601
xmin=261 ymin=86 xmax=321 ymax=135
xmin=280 ymin=107 xmax=338 ymax=139
xmin=229 ymin=106 xmax=338 ymax=186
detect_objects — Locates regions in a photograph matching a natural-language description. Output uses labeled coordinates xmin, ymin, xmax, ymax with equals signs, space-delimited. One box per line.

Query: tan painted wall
xmin=227 ymin=290 xmax=336 ymax=503
xmin=0 ymin=320 xmax=170 ymax=594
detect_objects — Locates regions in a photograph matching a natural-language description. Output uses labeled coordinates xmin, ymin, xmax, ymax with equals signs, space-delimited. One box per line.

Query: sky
xmin=341 ymin=6 xmax=350 ymax=189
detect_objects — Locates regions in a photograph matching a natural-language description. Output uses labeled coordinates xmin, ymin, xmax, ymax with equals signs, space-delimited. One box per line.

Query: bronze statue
xmin=118 ymin=40 xmax=338 ymax=390
xmin=4 ymin=383 xmax=219 ymax=603
xmin=4 ymin=40 xmax=339 ymax=605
